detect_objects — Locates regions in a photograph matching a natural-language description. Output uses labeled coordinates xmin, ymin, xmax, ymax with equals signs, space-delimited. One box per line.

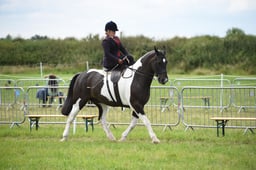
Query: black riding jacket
xmin=102 ymin=36 xmax=128 ymax=70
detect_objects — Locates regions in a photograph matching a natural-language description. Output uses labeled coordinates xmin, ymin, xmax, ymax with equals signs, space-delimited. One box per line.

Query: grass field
xmin=0 ymin=73 xmax=256 ymax=169
xmin=0 ymin=122 xmax=255 ymax=170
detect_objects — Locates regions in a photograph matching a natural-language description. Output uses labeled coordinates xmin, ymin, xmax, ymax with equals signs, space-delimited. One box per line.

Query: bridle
xmin=124 ymin=53 xmax=167 ymax=79
xmin=125 ymin=63 xmax=167 ymax=80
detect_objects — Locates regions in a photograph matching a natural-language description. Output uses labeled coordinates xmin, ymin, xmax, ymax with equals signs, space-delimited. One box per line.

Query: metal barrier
xmin=107 ymin=86 xmax=181 ymax=130
xmin=231 ymin=78 xmax=256 ymax=113
xmin=173 ymin=78 xmax=231 ymax=88
xmin=1 ymin=76 xmax=255 ymax=133
xmin=16 ymin=78 xmax=67 ymax=89
xmin=232 ymin=77 xmax=256 ymax=86
xmin=230 ymin=87 xmax=256 ymax=113
xmin=0 ymin=79 xmax=16 ymax=86
xmin=25 ymin=86 xmax=97 ymax=124
xmin=0 ymin=87 xmax=25 ymax=127
xmin=181 ymin=87 xmax=256 ymax=130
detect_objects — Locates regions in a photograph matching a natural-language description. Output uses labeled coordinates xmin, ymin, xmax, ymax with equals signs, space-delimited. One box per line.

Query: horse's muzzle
xmin=158 ymin=76 xmax=168 ymax=85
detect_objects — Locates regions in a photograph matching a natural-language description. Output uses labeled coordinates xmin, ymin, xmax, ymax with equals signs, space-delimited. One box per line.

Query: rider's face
xmin=106 ymin=30 xmax=116 ymax=37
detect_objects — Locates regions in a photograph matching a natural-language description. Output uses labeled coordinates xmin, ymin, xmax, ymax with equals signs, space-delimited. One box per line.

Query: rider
xmin=102 ymin=21 xmax=134 ymax=71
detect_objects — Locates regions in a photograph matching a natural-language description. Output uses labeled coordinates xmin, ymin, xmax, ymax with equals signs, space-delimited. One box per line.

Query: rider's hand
xmin=118 ymin=59 xmax=123 ymax=65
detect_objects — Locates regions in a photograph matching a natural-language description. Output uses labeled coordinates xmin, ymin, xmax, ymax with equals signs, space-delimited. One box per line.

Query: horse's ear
xmin=163 ymin=46 xmax=166 ymax=55
xmin=154 ymin=46 xmax=159 ymax=55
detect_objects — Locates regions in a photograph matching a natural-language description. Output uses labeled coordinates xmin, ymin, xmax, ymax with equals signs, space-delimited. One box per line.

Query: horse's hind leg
xmin=100 ymin=104 xmax=116 ymax=141
xmin=60 ymin=98 xmax=81 ymax=142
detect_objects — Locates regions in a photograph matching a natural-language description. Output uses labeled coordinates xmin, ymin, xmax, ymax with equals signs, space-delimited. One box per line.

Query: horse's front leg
xmin=138 ymin=114 xmax=160 ymax=144
xmin=60 ymin=99 xmax=81 ymax=142
xmin=119 ymin=114 xmax=138 ymax=142
xmin=100 ymin=104 xmax=116 ymax=141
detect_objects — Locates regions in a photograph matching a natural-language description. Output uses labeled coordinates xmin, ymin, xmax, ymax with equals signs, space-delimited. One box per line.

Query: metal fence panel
xmin=173 ymin=78 xmax=231 ymax=88
xmin=231 ymin=87 xmax=256 ymax=113
xmin=181 ymin=87 xmax=256 ymax=130
xmin=232 ymin=78 xmax=256 ymax=86
xmin=107 ymin=86 xmax=181 ymax=129
xmin=16 ymin=78 xmax=66 ymax=89
xmin=0 ymin=79 xmax=16 ymax=86
xmin=2 ymin=76 xmax=254 ymax=132
xmin=25 ymin=86 xmax=97 ymax=124
xmin=0 ymin=87 xmax=25 ymax=127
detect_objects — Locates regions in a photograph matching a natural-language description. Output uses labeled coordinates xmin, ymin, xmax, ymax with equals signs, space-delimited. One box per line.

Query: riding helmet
xmin=105 ymin=21 xmax=119 ymax=31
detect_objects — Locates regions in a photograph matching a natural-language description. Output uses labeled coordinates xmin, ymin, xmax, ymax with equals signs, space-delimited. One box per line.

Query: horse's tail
xmin=61 ymin=73 xmax=80 ymax=116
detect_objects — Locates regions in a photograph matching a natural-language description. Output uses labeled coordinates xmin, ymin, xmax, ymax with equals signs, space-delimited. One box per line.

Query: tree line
xmin=0 ymin=28 xmax=255 ymax=74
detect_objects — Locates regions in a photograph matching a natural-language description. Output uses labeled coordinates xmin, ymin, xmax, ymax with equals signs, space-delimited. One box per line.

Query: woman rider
xmin=102 ymin=21 xmax=134 ymax=71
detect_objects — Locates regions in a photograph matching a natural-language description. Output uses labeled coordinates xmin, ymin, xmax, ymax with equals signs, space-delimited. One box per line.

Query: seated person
xmin=36 ymin=74 xmax=64 ymax=107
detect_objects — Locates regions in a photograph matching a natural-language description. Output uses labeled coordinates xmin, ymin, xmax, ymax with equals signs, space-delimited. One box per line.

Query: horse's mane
xmin=139 ymin=50 xmax=156 ymax=63
xmin=141 ymin=50 xmax=155 ymax=59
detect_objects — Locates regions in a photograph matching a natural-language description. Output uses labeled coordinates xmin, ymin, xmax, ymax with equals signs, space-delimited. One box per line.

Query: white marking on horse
xmin=119 ymin=117 xmax=138 ymax=141
xmin=101 ymin=74 xmax=117 ymax=102
xmin=60 ymin=98 xmax=81 ymax=142
xmin=100 ymin=104 xmax=116 ymax=140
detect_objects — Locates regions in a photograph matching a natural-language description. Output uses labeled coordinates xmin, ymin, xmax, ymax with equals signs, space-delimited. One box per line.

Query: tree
xmin=226 ymin=28 xmax=245 ymax=37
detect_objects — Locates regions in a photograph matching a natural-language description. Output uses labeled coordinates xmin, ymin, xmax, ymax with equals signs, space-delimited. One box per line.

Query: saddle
xmin=105 ymin=65 xmax=128 ymax=107
xmin=110 ymin=68 xmax=124 ymax=83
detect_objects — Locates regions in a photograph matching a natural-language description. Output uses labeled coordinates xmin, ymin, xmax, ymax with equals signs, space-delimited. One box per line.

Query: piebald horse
xmin=61 ymin=47 xmax=168 ymax=143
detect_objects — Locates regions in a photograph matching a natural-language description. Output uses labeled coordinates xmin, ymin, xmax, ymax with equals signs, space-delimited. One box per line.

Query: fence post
xmin=40 ymin=62 xmax=43 ymax=78
xmin=220 ymin=74 xmax=224 ymax=109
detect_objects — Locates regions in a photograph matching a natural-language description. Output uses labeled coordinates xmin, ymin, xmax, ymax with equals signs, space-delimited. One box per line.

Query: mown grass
xmin=0 ymin=123 xmax=255 ymax=170
xmin=0 ymin=72 xmax=256 ymax=169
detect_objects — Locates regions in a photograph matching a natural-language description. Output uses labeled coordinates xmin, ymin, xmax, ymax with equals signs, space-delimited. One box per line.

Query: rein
xmin=126 ymin=67 xmax=166 ymax=80
xmin=126 ymin=67 xmax=153 ymax=79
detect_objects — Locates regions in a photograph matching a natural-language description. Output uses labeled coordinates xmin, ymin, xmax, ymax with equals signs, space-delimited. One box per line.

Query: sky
xmin=0 ymin=0 xmax=255 ymax=39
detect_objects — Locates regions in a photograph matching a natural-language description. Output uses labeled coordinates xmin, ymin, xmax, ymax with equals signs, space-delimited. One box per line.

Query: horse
xmin=61 ymin=47 xmax=168 ymax=144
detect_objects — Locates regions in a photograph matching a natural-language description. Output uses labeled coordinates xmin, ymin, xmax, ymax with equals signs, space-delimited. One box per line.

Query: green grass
xmin=0 ymin=123 xmax=255 ymax=170
xmin=1 ymin=72 xmax=256 ymax=169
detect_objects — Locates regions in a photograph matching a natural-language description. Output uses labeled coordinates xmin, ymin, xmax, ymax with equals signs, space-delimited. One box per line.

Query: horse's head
xmin=152 ymin=47 xmax=168 ymax=84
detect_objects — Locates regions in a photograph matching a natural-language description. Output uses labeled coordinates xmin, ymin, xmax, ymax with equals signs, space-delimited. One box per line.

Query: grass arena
xmin=0 ymin=74 xmax=255 ymax=169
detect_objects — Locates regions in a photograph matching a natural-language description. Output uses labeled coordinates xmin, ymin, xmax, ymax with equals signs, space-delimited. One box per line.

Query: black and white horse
xmin=61 ymin=47 xmax=168 ymax=143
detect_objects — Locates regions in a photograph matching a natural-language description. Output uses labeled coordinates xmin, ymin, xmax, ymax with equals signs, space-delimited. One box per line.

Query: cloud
xmin=228 ymin=0 xmax=256 ymax=13
xmin=0 ymin=0 xmax=255 ymax=39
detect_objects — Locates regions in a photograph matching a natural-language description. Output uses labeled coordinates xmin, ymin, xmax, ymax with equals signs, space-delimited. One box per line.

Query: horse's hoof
xmin=60 ymin=137 xmax=67 ymax=142
xmin=119 ymin=136 xmax=126 ymax=142
xmin=152 ymin=136 xmax=160 ymax=144
xmin=108 ymin=135 xmax=116 ymax=141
